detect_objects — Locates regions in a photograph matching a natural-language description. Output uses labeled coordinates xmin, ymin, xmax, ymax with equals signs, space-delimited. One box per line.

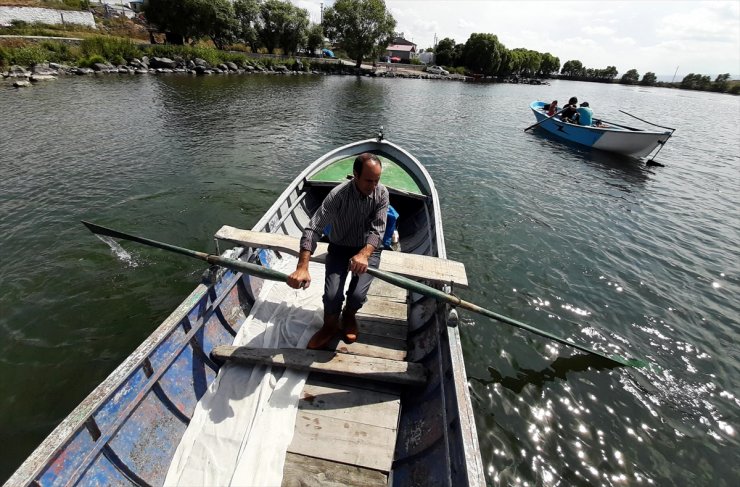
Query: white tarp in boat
xmin=164 ymin=257 xmax=325 ymax=486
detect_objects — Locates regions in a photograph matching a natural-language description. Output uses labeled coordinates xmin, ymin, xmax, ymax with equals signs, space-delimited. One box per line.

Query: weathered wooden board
xmin=281 ymin=452 xmax=387 ymax=487
xmin=288 ymin=411 xmax=397 ymax=472
xmin=359 ymin=298 xmax=407 ymax=321
xmin=215 ymin=226 xmax=469 ymax=287
xmin=356 ymin=318 xmax=407 ymax=341
xmin=212 ymin=346 xmax=424 ymax=386
xmin=306 ymin=375 xmax=404 ymax=397
xmin=299 ymin=383 xmax=400 ymax=429
xmin=332 ymin=336 xmax=407 ymax=361
xmin=367 ymin=278 xmax=407 ymax=301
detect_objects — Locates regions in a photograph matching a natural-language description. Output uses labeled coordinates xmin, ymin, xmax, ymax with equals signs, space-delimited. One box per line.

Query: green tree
xmin=602 ymin=65 xmax=618 ymax=80
xmin=523 ymin=50 xmax=542 ymax=77
xmin=620 ymin=68 xmax=639 ymax=84
xmin=258 ymin=0 xmax=309 ymax=55
xmin=680 ymin=73 xmax=712 ymax=90
xmin=713 ymin=73 xmax=730 ymax=92
xmin=305 ymin=23 xmax=324 ymax=55
xmin=280 ymin=4 xmax=309 ymax=55
xmin=434 ymin=37 xmax=456 ymax=66
xmin=640 ymin=71 xmax=657 ymax=86
xmin=538 ymin=52 xmax=560 ymax=77
xmin=234 ymin=0 xmax=260 ymax=51
xmin=145 ymin=0 xmax=202 ymax=44
xmin=323 ymin=0 xmax=396 ymax=68
xmin=462 ymin=33 xmax=506 ymax=75
xmin=560 ymin=59 xmax=584 ymax=77
xmin=144 ymin=0 xmax=236 ymax=47
xmin=506 ymin=48 xmax=544 ymax=76
xmin=203 ymin=0 xmax=239 ymax=50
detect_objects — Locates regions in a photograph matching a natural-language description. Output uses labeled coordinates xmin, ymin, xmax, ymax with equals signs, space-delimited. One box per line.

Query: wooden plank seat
xmin=215 ymin=226 xmax=469 ymax=288
xmin=211 ymin=346 xmax=426 ymax=386
xmin=282 ymin=452 xmax=387 ymax=487
xmin=285 ymin=379 xmax=402 ymax=476
xmin=214 ymin=263 xmax=415 ymax=482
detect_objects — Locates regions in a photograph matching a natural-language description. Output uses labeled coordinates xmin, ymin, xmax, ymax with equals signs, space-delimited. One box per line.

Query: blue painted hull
xmin=530 ymin=101 xmax=672 ymax=159
xmin=7 ymin=139 xmax=485 ymax=487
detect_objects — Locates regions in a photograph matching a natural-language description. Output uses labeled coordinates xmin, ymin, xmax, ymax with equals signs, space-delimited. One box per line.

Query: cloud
xmin=458 ymin=18 xmax=477 ymax=30
xmin=292 ymin=0 xmax=738 ymax=74
xmin=582 ymin=26 xmax=616 ymax=36
xmin=613 ymin=37 xmax=637 ymax=46
xmin=656 ymin=5 xmax=740 ymax=43
xmin=292 ymin=0 xmax=321 ymax=23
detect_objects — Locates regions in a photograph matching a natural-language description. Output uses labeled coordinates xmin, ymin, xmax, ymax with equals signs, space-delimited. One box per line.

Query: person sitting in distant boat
xmin=577 ymin=101 xmax=594 ymax=126
xmin=546 ymin=100 xmax=559 ymax=116
xmin=287 ymin=153 xmax=388 ymax=350
xmin=560 ymin=96 xmax=579 ymax=123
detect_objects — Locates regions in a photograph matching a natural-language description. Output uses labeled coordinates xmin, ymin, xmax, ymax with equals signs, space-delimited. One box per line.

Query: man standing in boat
xmin=287 ymin=153 xmax=389 ymax=349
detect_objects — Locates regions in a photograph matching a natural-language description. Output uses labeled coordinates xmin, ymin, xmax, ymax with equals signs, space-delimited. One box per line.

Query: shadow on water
xmin=322 ymin=77 xmax=392 ymax=138
xmin=531 ymin=127 xmax=652 ymax=185
xmin=470 ymin=353 xmax=622 ymax=394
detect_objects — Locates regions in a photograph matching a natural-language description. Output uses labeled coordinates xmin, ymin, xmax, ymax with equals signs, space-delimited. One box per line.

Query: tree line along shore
xmin=1 ymin=38 xmax=463 ymax=86
xmin=1 ymin=0 xmax=737 ymax=94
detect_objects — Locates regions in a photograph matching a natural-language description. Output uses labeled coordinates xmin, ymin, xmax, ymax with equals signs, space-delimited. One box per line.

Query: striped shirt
xmin=300 ymin=179 xmax=389 ymax=253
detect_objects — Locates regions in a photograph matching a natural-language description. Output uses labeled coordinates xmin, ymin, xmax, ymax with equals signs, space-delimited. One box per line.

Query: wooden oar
xmin=524 ymin=108 xmax=564 ymax=132
xmin=82 ymin=221 xmax=648 ymax=369
xmin=365 ymin=268 xmax=647 ymax=368
xmin=81 ymin=221 xmax=288 ymax=283
xmin=619 ymin=110 xmax=676 ymax=131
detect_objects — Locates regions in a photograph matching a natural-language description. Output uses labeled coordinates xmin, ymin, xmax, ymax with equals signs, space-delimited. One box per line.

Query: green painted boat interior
xmin=309 ymin=155 xmax=425 ymax=195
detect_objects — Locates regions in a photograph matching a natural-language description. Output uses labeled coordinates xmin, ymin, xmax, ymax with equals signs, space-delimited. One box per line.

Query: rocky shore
xmin=2 ymin=55 xmax=465 ymax=88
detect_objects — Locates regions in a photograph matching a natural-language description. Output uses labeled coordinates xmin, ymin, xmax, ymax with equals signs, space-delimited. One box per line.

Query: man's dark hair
xmin=353 ymin=153 xmax=382 ymax=177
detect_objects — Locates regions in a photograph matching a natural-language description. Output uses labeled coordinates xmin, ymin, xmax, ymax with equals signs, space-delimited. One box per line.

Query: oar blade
xmin=82 ymin=221 xmax=291 ymax=284
xmin=82 ymin=220 xmax=205 ymax=261
xmin=81 ymin=220 xmax=127 ymax=240
xmin=367 ymin=267 xmax=651 ymax=370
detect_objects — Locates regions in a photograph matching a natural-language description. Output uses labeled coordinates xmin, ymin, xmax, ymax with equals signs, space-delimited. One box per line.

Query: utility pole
xmin=320 ymin=3 xmax=324 ymax=25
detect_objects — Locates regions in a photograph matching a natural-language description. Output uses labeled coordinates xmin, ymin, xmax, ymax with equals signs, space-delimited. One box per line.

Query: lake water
xmin=1 ymin=74 xmax=738 ymax=485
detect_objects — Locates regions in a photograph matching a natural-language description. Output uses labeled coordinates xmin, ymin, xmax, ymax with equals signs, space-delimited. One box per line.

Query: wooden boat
xmin=529 ymin=101 xmax=674 ymax=159
xmin=6 ymin=137 xmax=486 ymax=486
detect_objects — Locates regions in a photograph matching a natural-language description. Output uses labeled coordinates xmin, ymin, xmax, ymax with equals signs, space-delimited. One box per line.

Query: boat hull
xmin=7 ymin=139 xmax=485 ymax=487
xmin=530 ymin=101 xmax=671 ymax=159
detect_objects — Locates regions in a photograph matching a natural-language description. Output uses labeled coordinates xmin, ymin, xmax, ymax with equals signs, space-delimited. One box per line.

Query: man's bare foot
xmin=307 ymin=313 xmax=340 ymax=350
xmin=341 ymin=308 xmax=359 ymax=344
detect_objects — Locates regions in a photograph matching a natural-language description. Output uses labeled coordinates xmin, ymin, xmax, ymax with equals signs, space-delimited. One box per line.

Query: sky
xmin=292 ymin=0 xmax=740 ymax=78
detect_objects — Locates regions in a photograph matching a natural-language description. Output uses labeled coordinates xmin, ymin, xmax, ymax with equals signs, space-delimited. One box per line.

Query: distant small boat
xmin=529 ymin=101 xmax=674 ymax=159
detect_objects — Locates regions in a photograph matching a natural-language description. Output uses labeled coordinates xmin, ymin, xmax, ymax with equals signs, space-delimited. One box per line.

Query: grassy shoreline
xmin=2 ymin=33 xmax=737 ymax=94
xmin=0 ymin=36 xmax=327 ymax=71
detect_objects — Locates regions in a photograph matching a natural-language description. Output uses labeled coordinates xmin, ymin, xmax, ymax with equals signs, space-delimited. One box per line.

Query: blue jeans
xmin=323 ymin=244 xmax=381 ymax=315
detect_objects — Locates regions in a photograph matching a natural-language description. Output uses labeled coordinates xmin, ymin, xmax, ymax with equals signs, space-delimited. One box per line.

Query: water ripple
xmin=1 ymin=75 xmax=739 ymax=485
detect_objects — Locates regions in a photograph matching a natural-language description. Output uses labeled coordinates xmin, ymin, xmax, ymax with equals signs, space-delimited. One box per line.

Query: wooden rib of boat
xmin=529 ymin=100 xmax=674 ymax=159
xmin=6 ymin=137 xmax=486 ymax=486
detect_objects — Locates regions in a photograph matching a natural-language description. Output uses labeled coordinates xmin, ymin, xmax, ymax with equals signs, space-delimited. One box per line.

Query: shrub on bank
xmin=80 ymin=37 xmax=139 ymax=63
xmin=0 ymin=39 xmax=81 ymax=67
xmin=143 ymin=45 xmax=252 ymax=68
xmin=0 ymin=43 xmax=47 ymax=66
xmin=40 ymin=40 xmax=79 ymax=63
xmin=77 ymin=54 xmax=106 ymax=68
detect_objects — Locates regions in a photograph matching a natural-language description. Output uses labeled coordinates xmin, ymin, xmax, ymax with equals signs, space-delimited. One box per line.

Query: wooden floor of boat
xmin=282 ymin=278 xmax=408 ymax=486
